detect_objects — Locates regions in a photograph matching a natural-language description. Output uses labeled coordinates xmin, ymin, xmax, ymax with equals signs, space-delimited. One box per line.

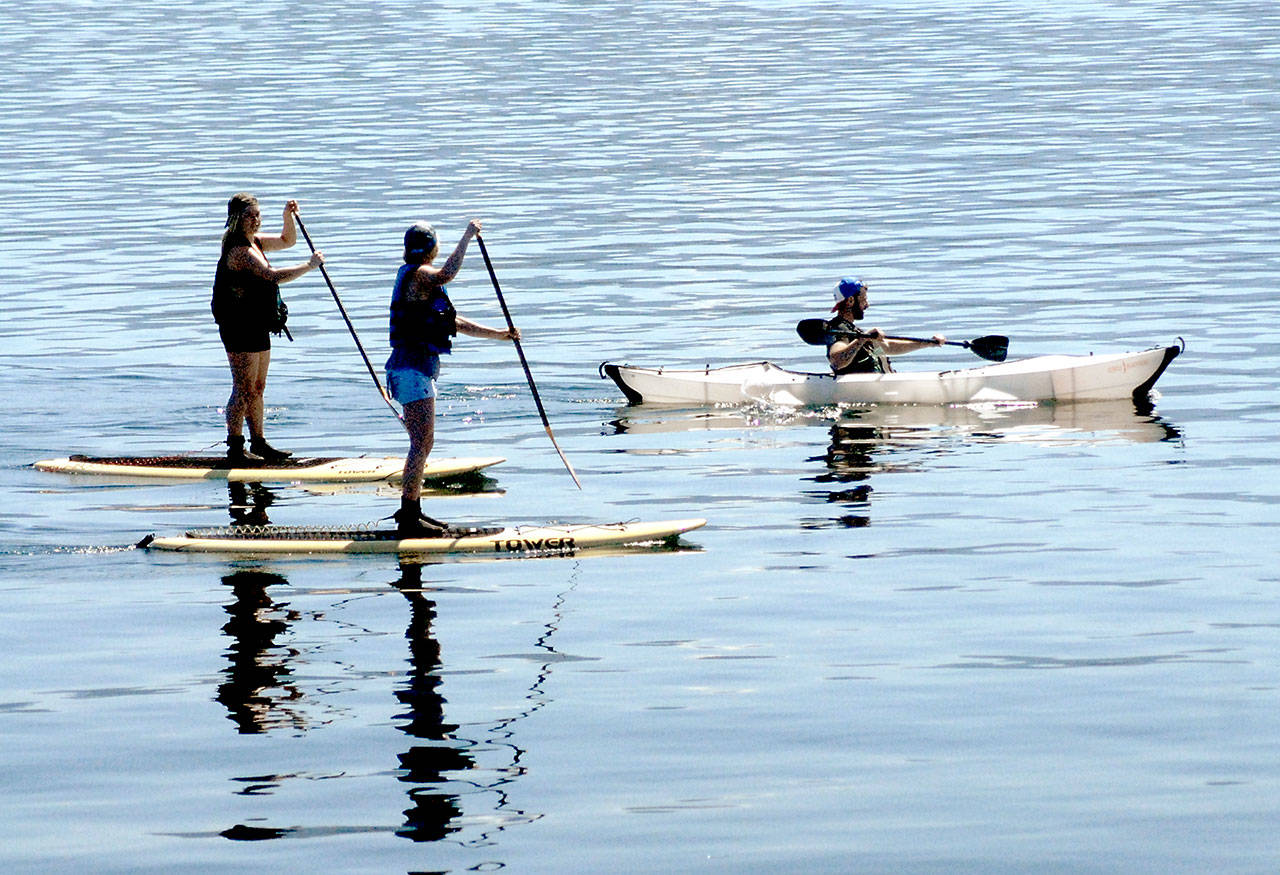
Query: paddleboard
xmin=138 ymin=518 xmax=707 ymax=556
xmin=33 ymin=455 xmax=503 ymax=484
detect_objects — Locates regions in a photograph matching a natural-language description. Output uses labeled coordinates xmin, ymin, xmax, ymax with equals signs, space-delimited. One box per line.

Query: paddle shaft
xmin=796 ymin=318 xmax=1008 ymax=361
xmin=830 ymin=326 xmax=968 ymax=349
xmin=475 ymin=234 xmax=582 ymax=489
xmin=294 ymin=214 xmax=405 ymax=426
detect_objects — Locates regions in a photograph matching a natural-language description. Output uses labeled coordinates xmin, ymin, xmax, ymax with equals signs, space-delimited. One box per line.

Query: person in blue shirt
xmin=386 ymin=219 xmax=519 ymax=537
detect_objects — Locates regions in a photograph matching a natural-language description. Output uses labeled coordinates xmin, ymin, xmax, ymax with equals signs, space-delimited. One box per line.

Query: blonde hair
xmin=222 ymin=192 xmax=258 ymax=252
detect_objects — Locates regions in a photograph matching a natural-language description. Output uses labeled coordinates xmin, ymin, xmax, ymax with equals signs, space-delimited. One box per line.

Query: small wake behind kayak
xmin=33 ymin=455 xmax=504 ymax=484
xmin=601 ymin=342 xmax=1181 ymax=406
xmin=138 ymin=518 xmax=707 ymax=557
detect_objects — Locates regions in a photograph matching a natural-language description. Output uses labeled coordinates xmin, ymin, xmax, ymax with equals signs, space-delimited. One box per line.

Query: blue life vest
xmin=388 ymin=263 xmax=456 ymax=357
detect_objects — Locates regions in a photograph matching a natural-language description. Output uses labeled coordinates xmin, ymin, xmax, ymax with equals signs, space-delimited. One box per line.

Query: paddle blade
xmin=968 ymin=335 xmax=1009 ymax=362
xmin=796 ymin=319 xmax=829 ymax=345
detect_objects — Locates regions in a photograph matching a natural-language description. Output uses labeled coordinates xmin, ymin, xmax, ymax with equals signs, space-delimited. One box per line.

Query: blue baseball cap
xmin=833 ymin=277 xmax=867 ymax=301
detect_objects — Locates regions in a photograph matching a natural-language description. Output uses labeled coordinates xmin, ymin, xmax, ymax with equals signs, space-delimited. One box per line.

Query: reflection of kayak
xmin=138 ymin=518 xmax=707 ymax=557
xmin=607 ymin=398 xmax=1180 ymax=445
xmin=601 ymin=343 xmax=1181 ymax=406
xmin=33 ymin=455 xmax=503 ymax=484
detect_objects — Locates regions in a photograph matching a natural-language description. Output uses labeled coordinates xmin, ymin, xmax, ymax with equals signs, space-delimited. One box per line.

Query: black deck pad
xmin=70 ymin=454 xmax=340 ymax=470
xmin=184 ymin=524 xmax=505 ymax=541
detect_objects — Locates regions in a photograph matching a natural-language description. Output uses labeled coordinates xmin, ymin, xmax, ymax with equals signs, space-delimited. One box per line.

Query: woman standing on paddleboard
xmin=387 ymin=219 xmax=519 ymax=537
xmin=212 ymin=193 xmax=325 ymax=464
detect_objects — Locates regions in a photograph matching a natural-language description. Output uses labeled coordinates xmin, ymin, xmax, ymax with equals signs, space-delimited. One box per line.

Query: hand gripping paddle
xmin=795 ymin=319 xmax=1009 ymax=363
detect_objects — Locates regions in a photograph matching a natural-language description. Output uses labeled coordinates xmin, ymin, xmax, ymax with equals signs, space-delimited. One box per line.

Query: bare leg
xmin=224 ymin=350 xmax=264 ymax=437
xmin=400 ymin=397 xmax=436 ymax=502
xmin=246 ymin=349 xmax=270 ymax=440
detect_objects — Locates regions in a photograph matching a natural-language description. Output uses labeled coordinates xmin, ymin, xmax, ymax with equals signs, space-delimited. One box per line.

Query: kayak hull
xmin=140 ymin=518 xmax=707 ymax=556
xmin=601 ymin=344 xmax=1180 ymax=406
xmin=33 ymin=455 xmax=504 ymax=483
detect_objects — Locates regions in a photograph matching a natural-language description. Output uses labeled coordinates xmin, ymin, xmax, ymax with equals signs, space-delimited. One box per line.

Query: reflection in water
xmin=804 ymin=401 xmax=1182 ymax=528
xmin=809 ymin=420 xmax=884 ymax=529
xmin=608 ymin=398 xmax=1183 ymax=440
xmin=392 ymin=563 xmax=470 ymax=842
xmin=228 ymin=482 xmax=276 ymax=527
xmin=215 ymin=570 xmax=306 ymax=734
xmin=606 ymin=398 xmax=1181 ymax=531
xmin=211 ymin=562 xmax=571 ymax=846
xmin=391 ymin=562 xmax=554 ymax=845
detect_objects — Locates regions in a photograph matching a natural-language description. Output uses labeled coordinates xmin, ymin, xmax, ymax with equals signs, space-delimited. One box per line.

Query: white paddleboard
xmin=139 ymin=518 xmax=707 ymax=556
xmin=34 ymin=455 xmax=503 ymax=484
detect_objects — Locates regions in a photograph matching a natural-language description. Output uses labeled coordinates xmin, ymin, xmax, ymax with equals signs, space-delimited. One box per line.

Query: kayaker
xmin=387 ymin=219 xmax=520 ymax=537
xmin=824 ymin=278 xmax=945 ymax=374
xmin=212 ymin=193 xmax=325 ymax=464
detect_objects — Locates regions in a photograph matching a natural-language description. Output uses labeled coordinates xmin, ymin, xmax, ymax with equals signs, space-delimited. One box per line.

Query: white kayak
xmin=138 ymin=518 xmax=707 ymax=557
xmin=601 ymin=343 xmax=1181 ymax=406
xmin=33 ymin=454 xmax=504 ymax=484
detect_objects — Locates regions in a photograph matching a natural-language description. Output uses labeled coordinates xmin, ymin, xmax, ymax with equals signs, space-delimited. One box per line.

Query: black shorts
xmin=219 ymin=324 xmax=271 ymax=354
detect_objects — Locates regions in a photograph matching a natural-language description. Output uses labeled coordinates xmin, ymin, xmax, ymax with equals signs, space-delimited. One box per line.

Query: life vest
xmin=825 ymin=318 xmax=890 ymax=374
xmin=211 ymin=239 xmax=282 ymax=331
xmin=389 ymin=263 xmax=457 ymax=355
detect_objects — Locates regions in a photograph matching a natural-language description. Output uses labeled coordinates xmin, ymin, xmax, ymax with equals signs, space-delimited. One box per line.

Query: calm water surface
xmin=3 ymin=1 xmax=1279 ymax=871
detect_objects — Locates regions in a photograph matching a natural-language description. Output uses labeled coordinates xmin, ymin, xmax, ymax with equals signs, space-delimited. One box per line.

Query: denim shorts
xmin=387 ymin=357 xmax=440 ymax=405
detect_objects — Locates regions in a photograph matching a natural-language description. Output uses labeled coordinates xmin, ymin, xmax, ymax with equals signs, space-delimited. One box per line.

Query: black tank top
xmin=211 ymin=239 xmax=279 ymax=328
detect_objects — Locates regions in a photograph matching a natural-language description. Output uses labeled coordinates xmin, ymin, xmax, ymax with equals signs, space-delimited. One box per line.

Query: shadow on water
xmin=216 ymin=560 xmax=565 ymax=847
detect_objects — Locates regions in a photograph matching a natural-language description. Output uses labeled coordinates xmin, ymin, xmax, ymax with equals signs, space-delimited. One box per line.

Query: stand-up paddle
xmin=475 ymin=234 xmax=582 ymax=489
xmin=795 ymin=318 xmax=1009 ymax=362
xmin=294 ymin=214 xmax=405 ymax=426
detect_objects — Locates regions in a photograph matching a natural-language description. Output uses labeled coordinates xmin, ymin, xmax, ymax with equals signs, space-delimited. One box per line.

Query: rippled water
xmin=3 ymin=1 xmax=1280 ymax=871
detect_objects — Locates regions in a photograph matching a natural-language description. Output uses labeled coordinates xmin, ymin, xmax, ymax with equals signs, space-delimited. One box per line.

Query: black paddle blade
xmin=968 ymin=335 xmax=1009 ymax=362
xmin=796 ymin=318 xmax=828 ymax=345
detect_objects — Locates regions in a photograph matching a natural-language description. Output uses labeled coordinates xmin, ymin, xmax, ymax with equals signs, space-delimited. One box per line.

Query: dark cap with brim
xmin=404 ymin=221 xmax=438 ymax=261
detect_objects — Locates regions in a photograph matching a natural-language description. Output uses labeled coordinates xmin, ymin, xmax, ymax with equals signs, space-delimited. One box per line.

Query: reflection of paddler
xmin=820 ymin=421 xmax=879 ymax=482
xmin=215 ymin=570 xmax=305 ymax=734
xmin=391 ymin=563 xmax=472 ymax=842
xmin=810 ymin=420 xmax=885 ymax=528
xmin=227 ymin=481 xmax=275 ymax=527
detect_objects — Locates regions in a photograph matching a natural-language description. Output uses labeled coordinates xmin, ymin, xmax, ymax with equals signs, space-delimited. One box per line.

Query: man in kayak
xmin=387 ymin=219 xmax=519 ymax=537
xmin=825 ymin=278 xmax=945 ymax=374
